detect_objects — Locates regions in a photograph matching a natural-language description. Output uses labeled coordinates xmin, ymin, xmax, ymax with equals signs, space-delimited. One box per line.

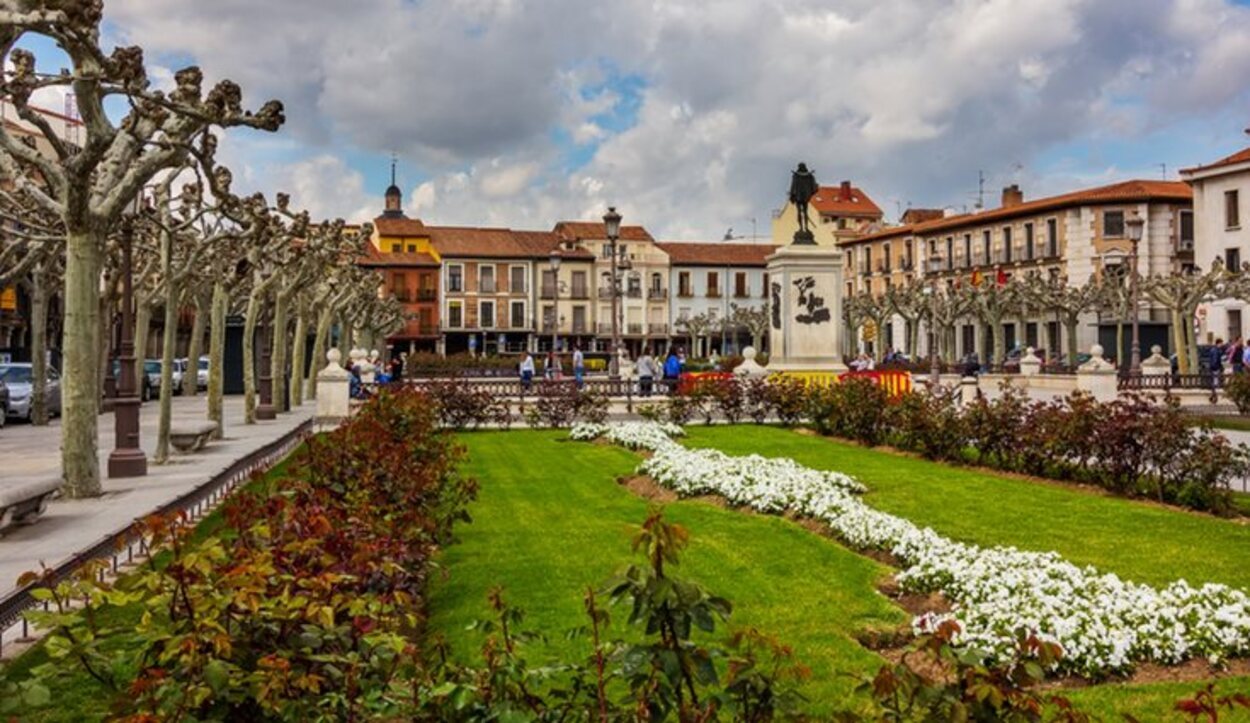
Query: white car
xmin=0 ymin=363 xmax=62 ymax=421
xmin=196 ymin=356 xmax=209 ymax=390
xmin=145 ymin=359 xmax=185 ymax=396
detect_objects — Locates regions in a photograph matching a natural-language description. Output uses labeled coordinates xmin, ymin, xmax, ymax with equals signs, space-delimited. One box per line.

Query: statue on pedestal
xmin=789 ymin=162 xmax=818 ymax=246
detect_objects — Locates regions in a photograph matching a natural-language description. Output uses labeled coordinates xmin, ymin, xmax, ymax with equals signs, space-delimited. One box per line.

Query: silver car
xmin=0 ymin=363 xmax=61 ymax=421
xmin=145 ymin=359 xmax=185 ymax=397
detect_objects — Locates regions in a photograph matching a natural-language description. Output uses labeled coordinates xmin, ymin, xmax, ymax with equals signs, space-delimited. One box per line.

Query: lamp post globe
xmin=603 ymin=207 xmax=623 ymax=379
xmin=1127 ymin=211 xmax=1145 ymax=376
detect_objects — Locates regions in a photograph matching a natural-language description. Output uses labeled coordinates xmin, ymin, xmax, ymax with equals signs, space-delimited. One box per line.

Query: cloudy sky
xmin=18 ymin=0 xmax=1250 ymax=238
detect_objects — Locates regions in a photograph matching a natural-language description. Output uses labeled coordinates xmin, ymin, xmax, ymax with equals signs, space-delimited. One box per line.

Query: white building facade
xmin=1182 ymin=148 xmax=1250 ymax=343
xmin=657 ymin=243 xmax=774 ymax=356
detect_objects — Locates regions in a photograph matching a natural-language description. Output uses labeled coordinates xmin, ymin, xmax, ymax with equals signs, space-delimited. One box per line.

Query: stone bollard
xmin=1076 ymin=344 xmax=1118 ymax=402
xmin=960 ymin=375 xmax=980 ymax=406
xmin=316 ymin=348 xmax=351 ymax=429
xmin=1141 ymin=345 xmax=1171 ymax=377
xmin=734 ymin=346 xmax=769 ymax=378
xmin=1019 ymin=346 xmax=1042 ymax=377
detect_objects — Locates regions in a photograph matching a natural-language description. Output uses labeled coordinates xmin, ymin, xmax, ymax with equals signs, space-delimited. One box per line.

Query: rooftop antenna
xmin=1158 ymin=163 xmax=1167 ymax=180
xmin=975 ymin=170 xmax=985 ymax=210
xmin=723 ymin=227 xmax=734 ymax=241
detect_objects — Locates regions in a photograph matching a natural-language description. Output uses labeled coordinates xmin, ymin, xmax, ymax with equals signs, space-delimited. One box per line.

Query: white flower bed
xmin=573 ymin=422 xmax=1250 ymax=677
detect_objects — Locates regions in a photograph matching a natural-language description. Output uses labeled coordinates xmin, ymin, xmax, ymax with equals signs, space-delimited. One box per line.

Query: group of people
xmin=1206 ymin=337 xmax=1250 ymax=375
xmin=517 ymin=345 xmax=686 ymax=395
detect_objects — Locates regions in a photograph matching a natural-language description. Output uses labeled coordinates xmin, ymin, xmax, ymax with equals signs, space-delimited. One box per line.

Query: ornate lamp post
xmin=1127 ymin=211 xmax=1145 ymax=376
xmin=548 ymin=249 xmax=562 ymax=353
xmin=108 ymin=215 xmax=147 ymax=478
xmin=604 ymin=207 xmax=623 ymax=378
xmin=927 ymin=255 xmax=943 ymax=386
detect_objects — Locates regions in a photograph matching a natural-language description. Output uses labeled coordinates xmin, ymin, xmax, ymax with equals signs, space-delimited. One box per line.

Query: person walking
xmin=545 ymin=351 xmax=562 ymax=381
xmin=1209 ymin=339 xmax=1225 ymax=377
xmin=572 ymin=344 xmax=585 ymax=389
xmin=663 ymin=348 xmax=681 ymax=394
xmin=637 ymin=347 xmax=656 ymax=397
xmin=519 ymin=351 xmax=535 ymax=391
xmin=1231 ymin=337 xmax=1245 ymax=375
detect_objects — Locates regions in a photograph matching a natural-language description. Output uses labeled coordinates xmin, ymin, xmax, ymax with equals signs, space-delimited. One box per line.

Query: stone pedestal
xmin=1141 ymin=345 xmax=1171 ymax=377
xmin=316 ymin=348 xmax=351 ymax=429
xmin=960 ymin=376 xmax=980 ymax=406
xmin=765 ymin=244 xmax=847 ymax=373
xmin=1019 ymin=347 xmax=1042 ymax=377
xmin=1077 ymin=344 xmax=1118 ymax=402
xmin=733 ymin=346 xmax=768 ymax=378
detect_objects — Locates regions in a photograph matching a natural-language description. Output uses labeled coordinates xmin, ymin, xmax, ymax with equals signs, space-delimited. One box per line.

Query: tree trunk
xmin=61 ymin=230 xmax=104 ymax=498
xmin=96 ymin=294 xmax=114 ymax=414
xmin=308 ymin=304 xmax=334 ymax=400
xmin=290 ymin=304 xmax=306 ymax=407
xmin=1115 ymin=321 xmax=1125 ymax=372
xmin=185 ymin=293 xmax=206 ymax=398
xmin=134 ymin=302 xmax=151 ymax=389
xmin=271 ymin=293 xmax=289 ymax=414
xmin=155 ymin=288 xmax=179 ymax=464
xmin=991 ymin=317 xmax=1005 ymax=371
xmin=1065 ymin=316 xmax=1080 ymax=368
xmin=1171 ymin=308 xmax=1188 ymax=375
xmin=207 ymin=282 xmax=227 ymax=439
xmin=341 ymin=316 xmax=354 ymax=359
xmin=243 ymin=290 xmax=261 ymax=424
xmin=29 ymin=270 xmax=50 ymax=425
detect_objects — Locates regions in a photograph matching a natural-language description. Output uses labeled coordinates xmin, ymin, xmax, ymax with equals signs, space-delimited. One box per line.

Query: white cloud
xmin=86 ymin=0 xmax=1250 ymax=236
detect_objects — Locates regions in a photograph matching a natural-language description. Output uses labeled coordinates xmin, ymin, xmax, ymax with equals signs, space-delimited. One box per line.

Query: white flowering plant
xmin=575 ymin=422 xmax=1250 ymax=678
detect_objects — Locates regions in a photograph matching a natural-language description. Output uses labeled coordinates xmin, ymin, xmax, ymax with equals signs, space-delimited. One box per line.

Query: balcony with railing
xmin=626 ymin=287 xmax=643 ymax=299
xmin=648 ymin=323 xmax=669 ymax=335
xmin=417 ymin=288 xmax=437 ymax=302
xmin=598 ymin=287 xmax=614 ymax=299
xmin=627 ymin=323 xmax=644 ymax=335
xmin=540 ymin=286 xmax=557 ymax=299
xmin=571 ymin=321 xmax=589 ymax=334
xmin=677 ymin=287 xmax=694 ymax=298
xmin=648 ymin=287 xmax=668 ymax=300
xmin=570 ymin=285 xmax=590 ymax=299
xmin=597 ymin=322 xmax=613 ymax=334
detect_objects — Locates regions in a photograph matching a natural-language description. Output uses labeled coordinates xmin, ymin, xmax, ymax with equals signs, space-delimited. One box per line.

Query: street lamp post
xmin=108 ymin=215 xmax=147 ymax=478
xmin=1127 ymin=211 xmax=1146 ymax=376
xmin=548 ymin=250 xmax=562 ymax=353
xmin=604 ymin=207 xmax=623 ymax=378
xmin=927 ymin=256 xmax=942 ymax=386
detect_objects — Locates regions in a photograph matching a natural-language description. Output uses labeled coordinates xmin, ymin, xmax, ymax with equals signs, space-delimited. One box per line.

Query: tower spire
xmin=390 ymin=152 xmax=397 ymax=187
xmin=383 ymin=154 xmax=404 ymax=218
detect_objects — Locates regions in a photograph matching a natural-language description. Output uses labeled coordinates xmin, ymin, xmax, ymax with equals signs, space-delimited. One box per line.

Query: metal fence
xmin=0 ymin=419 xmax=312 ymax=657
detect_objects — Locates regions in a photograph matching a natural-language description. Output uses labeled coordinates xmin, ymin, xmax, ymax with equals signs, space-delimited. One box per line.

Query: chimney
xmin=1001 ymin=184 xmax=1023 ymax=208
xmin=840 ymin=180 xmax=852 ymax=198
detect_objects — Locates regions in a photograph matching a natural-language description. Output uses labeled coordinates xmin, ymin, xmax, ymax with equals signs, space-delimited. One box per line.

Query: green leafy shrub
xmin=1222 ymin=371 xmax=1250 ymax=414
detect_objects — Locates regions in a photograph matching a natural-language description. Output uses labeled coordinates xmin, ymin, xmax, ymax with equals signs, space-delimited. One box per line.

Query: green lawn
xmin=683 ymin=426 xmax=1250 ymax=591
xmin=430 ymin=428 xmax=1250 ymax=721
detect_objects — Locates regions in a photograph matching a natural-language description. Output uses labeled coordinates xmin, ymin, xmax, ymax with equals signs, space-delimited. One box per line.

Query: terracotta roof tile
xmin=373 ymin=215 xmax=428 ymax=237
xmin=809 ymin=183 xmax=883 ymax=218
xmin=553 ymin=221 xmax=654 ymax=242
xmin=849 ymin=179 xmax=1192 ymax=245
xmin=1180 ymin=147 xmax=1250 ymax=176
xmin=655 ymin=242 xmax=777 ymax=267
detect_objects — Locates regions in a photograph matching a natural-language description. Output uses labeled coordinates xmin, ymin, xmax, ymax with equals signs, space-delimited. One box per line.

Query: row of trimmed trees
xmin=0 ymin=2 xmax=401 ymax=497
xmin=846 ymin=263 xmax=1243 ymax=372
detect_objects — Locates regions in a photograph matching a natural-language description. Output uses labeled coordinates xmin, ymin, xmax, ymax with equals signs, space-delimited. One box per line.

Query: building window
xmin=448 ymin=301 xmax=463 ymax=328
xmin=1226 ymin=190 xmax=1241 ymax=229
xmin=572 ymin=270 xmax=587 ymax=297
xmin=1230 ymin=309 xmax=1244 ymax=341
xmin=1103 ymin=210 xmax=1125 ymax=238
xmin=390 ymin=242 xmax=401 ymax=253
xmin=1046 ymin=218 xmax=1058 ymax=257
xmin=1227 ymin=248 xmax=1241 ymax=272
xmin=707 ymin=272 xmax=720 ymax=297
xmin=650 ymin=272 xmax=663 ymax=293
xmin=734 ymin=272 xmax=748 ymax=297
xmin=1180 ymin=211 xmax=1194 ymax=250
xmin=883 ymin=243 xmax=892 ymax=272
xmin=982 ymin=230 xmax=991 ymax=265
xmin=601 ymin=243 xmax=612 ymax=258
xmin=510 ymin=301 xmax=525 ymax=328
xmin=679 ymin=272 xmax=692 ymax=297
xmin=963 ymin=234 xmax=972 ymax=268
xmin=543 ymin=304 xmax=556 ymax=329
xmin=863 ymin=247 xmax=873 ymax=275
xmin=837 ymin=217 xmax=848 ymax=230
xmin=572 ymin=306 xmax=587 ymax=332
xmin=406 ymin=244 xmax=416 ymax=253
xmin=480 ymin=265 xmax=495 ymax=294
xmin=1002 ymin=227 xmax=1013 ymax=262
xmin=448 ymin=265 xmax=463 ymax=292
xmin=391 ymin=272 xmax=409 ymax=302
xmin=1024 ymin=222 xmax=1035 ymax=260
xmin=510 ymin=265 xmax=526 ymax=294
xmin=945 ymin=237 xmax=954 ymax=270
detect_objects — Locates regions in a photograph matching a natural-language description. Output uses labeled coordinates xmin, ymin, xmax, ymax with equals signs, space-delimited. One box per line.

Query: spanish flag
xmin=995 ymin=266 xmax=1008 ymax=286
xmin=970 ymin=269 xmax=983 ymax=287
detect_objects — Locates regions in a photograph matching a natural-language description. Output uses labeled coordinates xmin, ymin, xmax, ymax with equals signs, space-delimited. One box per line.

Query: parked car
xmin=145 ymin=359 xmax=185 ymax=397
xmin=0 ymin=363 xmax=62 ymax=422
xmin=109 ymin=359 xmax=154 ymax=401
xmin=0 ymin=377 xmax=8 ymax=428
xmin=196 ymin=356 xmax=209 ymax=390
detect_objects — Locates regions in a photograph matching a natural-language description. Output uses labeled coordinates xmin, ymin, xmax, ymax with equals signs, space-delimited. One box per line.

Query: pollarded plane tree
xmin=0 ymin=2 xmax=284 ymax=496
xmin=964 ymin=278 xmax=1024 ymax=370
xmin=675 ymin=311 xmax=716 ymax=359
xmin=305 ymin=264 xmax=370 ymax=401
xmin=1019 ymin=271 xmax=1101 ymax=368
xmin=0 ymin=187 xmax=63 ymax=424
xmin=729 ymin=302 xmax=770 ymax=354
xmin=1146 ymin=261 xmax=1229 ymax=375
xmin=928 ymin=283 xmax=974 ymax=366
xmin=852 ymin=289 xmax=892 ymax=362
xmin=1095 ymin=268 xmax=1134 ymax=370
xmin=884 ymin=279 xmax=929 ymax=359
xmin=842 ymin=292 xmax=868 ymax=358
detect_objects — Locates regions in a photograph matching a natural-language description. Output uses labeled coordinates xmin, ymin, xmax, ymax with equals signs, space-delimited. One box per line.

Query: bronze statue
xmin=789 ymin=162 xmax=818 ymax=245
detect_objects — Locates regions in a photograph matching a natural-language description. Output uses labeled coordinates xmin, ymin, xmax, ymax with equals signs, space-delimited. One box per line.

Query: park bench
xmin=0 ymin=478 xmax=60 ymax=532
xmin=169 ymin=422 xmax=219 ymax=453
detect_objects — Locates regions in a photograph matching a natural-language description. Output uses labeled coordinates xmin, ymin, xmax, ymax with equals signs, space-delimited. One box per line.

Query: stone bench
xmin=0 ymin=478 xmax=60 ymax=532
xmin=169 ymin=422 xmax=219 ymax=453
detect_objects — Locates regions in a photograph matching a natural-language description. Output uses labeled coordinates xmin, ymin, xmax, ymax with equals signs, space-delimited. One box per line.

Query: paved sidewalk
xmin=0 ymin=396 xmax=313 ymax=599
